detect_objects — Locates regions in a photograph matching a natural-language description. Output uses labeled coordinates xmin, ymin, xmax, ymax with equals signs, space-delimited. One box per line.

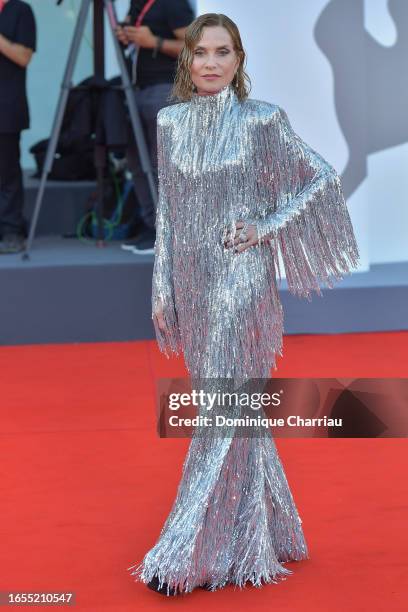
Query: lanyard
xmin=134 ymin=0 xmax=156 ymax=27
xmin=129 ymin=0 xmax=158 ymax=85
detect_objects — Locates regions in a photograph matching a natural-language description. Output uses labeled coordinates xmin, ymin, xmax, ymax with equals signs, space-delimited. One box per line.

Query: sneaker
xmin=121 ymin=228 xmax=156 ymax=253
xmin=129 ymin=235 xmax=155 ymax=255
xmin=0 ymin=233 xmax=25 ymax=254
xmin=121 ymin=237 xmax=142 ymax=252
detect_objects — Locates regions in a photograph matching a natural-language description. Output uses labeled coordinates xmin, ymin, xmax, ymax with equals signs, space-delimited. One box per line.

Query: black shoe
xmin=130 ymin=242 xmax=155 ymax=255
xmin=199 ymin=580 xmax=229 ymax=590
xmin=147 ymin=575 xmax=178 ymax=596
xmin=121 ymin=228 xmax=156 ymax=255
xmin=120 ymin=237 xmax=140 ymax=252
xmin=120 ymin=234 xmax=145 ymax=251
xmin=0 ymin=233 xmax=25 ymax=254
xmin=128 ymin=232 xmax=156 ymax=255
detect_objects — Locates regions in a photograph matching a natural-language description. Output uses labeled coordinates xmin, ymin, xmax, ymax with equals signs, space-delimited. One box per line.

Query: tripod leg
xmin=22 ymin=0 xmax=93 ymax=259
xmin=105 ymin=0 xmax=158 ymax=210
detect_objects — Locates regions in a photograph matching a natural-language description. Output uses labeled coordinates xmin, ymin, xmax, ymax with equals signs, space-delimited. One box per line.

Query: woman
xmin=127 ymin=13 xmax=360 ymax=596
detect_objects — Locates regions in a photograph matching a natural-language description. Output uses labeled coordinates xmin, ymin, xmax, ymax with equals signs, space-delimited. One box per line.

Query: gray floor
xmin=1 ymin=235 xmax=148 ymax=267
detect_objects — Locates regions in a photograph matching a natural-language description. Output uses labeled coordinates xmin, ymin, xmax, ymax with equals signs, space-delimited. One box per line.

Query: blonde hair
xmin=169 ymin=13 xmax=251 ymax=102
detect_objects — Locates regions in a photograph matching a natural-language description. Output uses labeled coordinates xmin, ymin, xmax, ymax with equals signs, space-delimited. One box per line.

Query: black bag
xmin=30 ymin=136 xmax=96 ymax=181
xmin=29 ymin=76 xmax=129 ymax=181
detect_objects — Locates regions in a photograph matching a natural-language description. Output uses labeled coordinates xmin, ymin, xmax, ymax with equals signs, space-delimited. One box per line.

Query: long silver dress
xmin=127 ymin=83 xmax=360 ymax=594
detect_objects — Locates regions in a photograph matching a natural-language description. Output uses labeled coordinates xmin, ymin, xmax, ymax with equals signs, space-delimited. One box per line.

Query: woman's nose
xmin=204 ymin=56 xmax=217 ymax=67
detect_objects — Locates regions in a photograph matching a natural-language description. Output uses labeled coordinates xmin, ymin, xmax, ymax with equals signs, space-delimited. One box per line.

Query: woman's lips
xmin=202 ymin=75 xmax=220 ymax=80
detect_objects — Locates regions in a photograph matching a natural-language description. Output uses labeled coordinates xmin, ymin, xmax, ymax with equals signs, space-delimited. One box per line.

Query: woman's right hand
xmin=153 ymin=299 xmax=168 ymax=336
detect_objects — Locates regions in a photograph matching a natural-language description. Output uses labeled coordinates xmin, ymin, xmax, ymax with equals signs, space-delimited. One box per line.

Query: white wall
xmin=196 ymin=0 xmax=408 ymax=268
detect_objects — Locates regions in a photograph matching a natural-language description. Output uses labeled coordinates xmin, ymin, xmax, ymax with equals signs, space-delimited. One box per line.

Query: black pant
xmin=0 ymin=132 xmax=25 ymax=237
xmin=126 ymin=82 xmax=177 ymax=231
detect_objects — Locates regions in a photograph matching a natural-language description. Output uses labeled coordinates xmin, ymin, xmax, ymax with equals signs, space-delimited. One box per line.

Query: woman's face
xmin=190 ymin=26 xmax=240 ymax=95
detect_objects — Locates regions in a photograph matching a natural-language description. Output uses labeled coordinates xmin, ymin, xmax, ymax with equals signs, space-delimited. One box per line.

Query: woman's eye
xmin=193 ymin=50 xmax=230 ymax=55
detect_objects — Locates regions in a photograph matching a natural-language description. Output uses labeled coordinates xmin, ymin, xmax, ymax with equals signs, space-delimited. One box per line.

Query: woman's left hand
xmin=223 ymin=220 xmax=259 ymax=253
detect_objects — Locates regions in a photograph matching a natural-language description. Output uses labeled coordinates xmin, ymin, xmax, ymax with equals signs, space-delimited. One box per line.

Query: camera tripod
xmin=22 ymin=0 xmax=157 ymax=259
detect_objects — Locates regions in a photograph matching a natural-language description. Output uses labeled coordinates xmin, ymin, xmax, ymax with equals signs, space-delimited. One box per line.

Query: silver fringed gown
xmin=127 ymin=83 xmax=360 ymax=594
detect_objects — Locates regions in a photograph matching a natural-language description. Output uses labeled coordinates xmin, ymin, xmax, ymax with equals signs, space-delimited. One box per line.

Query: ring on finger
xmin=239 ymin=223 xmax=249 ymax=242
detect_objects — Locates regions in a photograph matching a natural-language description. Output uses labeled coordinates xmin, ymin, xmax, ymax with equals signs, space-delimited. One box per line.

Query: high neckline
xmin=190 ymin=83 xmax=237 ymax=113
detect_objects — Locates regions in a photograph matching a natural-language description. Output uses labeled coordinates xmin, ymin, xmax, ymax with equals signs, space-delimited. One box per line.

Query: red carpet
xmin=0 ymin=331 xmax=407 ymax=611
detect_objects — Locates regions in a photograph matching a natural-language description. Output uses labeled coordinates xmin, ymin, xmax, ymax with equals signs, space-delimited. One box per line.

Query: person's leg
xmin=0 ymin=132 xmax=25 ymax=241
xmin=126 ymin=82 xmax=175 ymax=233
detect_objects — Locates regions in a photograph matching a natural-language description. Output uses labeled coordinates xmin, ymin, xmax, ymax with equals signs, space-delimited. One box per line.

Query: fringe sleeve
xmin=251 ymin=106 xmax=360 ymax=301
xmin=151 ymin=112 xmax=182 ymax=357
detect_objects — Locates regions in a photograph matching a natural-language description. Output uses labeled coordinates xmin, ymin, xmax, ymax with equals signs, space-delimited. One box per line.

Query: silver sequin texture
xmin=127 ymin=83 xmax=360 ymax=594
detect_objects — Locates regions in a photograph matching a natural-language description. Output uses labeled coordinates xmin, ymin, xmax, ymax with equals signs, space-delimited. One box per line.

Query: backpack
xmin=29 ymin=75 xmax=129 ymax=181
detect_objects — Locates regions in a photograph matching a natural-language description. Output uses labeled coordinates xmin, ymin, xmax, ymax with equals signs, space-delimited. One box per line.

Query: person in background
xmin=0 ymin=0 xmax=36 ymax=254
xmin=116 ymin=0 xmax=195 ymax=255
